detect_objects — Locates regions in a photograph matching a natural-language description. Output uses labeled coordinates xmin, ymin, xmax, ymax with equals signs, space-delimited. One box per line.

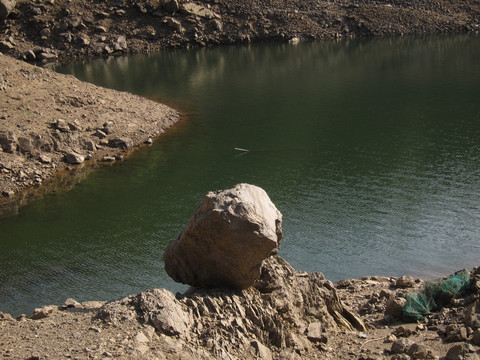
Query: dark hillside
xmin=0 ymin=0 xmax=479 ymax=62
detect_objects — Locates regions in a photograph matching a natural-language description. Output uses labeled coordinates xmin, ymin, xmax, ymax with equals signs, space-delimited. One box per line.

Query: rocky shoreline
xmin=0 ymin=52 xmax=179 ymax=216
xmin=0 ymin=0 xmax=479 ymax=63
xmin=1 ymin=261 xmax=479 ymax=359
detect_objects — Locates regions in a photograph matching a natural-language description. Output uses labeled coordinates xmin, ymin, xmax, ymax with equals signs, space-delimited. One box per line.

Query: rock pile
xmin=98 ymin=256 xmax=366 ymax=359
xmin=163 ymin=183 xmax=283 ymax=289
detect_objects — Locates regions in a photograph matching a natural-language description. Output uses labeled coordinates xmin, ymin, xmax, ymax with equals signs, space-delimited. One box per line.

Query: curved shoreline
xmin=0 ymin=0 xmax=479 ymax=213
xmin=0 ymin=53 xmax=180 ymax=216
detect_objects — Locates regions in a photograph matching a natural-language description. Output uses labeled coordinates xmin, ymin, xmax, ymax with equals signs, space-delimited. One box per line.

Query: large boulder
xmin=163 ymin=183 xmax=283 ymax=289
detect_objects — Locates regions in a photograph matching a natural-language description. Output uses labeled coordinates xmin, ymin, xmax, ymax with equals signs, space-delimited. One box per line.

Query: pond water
xmin=1 ymin=34 xmax=480 ymax=316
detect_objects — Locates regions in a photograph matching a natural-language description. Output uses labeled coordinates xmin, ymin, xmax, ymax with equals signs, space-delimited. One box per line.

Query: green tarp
xmin=402 ymin=270 xmax=470 ymax=321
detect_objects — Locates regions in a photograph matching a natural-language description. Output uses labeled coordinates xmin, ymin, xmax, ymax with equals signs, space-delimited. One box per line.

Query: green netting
xmin=402 ymin=270 xmax=470 ymax=321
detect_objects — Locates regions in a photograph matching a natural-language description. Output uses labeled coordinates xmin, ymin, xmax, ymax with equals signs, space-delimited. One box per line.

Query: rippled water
xmin=1 ymin=35 xmax=480 ymax=316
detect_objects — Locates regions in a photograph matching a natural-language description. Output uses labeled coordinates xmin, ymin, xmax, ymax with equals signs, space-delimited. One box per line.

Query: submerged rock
xmin=163 ymin=183 xmax=283 ymax=289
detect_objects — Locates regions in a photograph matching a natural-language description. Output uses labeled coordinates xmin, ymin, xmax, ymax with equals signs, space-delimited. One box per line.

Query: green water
xmin=1 ymin=35 xmax=480 ymax=316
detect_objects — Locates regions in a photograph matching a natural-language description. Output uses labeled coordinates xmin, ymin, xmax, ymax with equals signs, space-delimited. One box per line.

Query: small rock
xmin=385 ymin=297 xmax=407 ymax=320
xmin=103 ymin=45 xmax=113 ymax=54
xmin=445 ymin=343 xmax=479 ymax=360
xmin=25 ymin=49 xmax=36 ymax=61
xmin=163 ymin=17 xmax=185 ymax=33
xmin=67 ymin=120 xmax=82 ymax=131
xmin=251 ymin=340 xmax=272 ymax=360
xmin=36 ymin=50 xmax=57 ymax=62
xmin=407 ymin=343 xmax=428 ymax=359
xmin=306 ymin=322 xmax=327 ymax=343
xmin=0 ymin=130 xmax=18 ymax=153
xmin=135 ymin=343 xmax=149 ymax=354
xmin=114 ymin=35 xmax=127 ymax=51
xmin=181 ymin=2 xmax=218 ymax=18
xmin=396 ymin=276 xmax=415 ymax=288
xmin=38 ymin=154 xmax=52 ymax=164
xmin=108 ymin=137 xmax=132 ymax=149
xmin=30 ymin=305 xmax=56 ymax=320
xmin=83 ymin=139 xmax=96 ymax=151
xmin=464 ymin=299 xmax=480 ymax=328
xmin=145 ymin=289 xmax=193 ymax=337
xmin=0 ymin=40 xmax=14 ymax=51
xmin=54 ymin=119 xmax=70 ymax=132
xmin=94 ymin=129 xmax=107 ymax=138
xmin=17 ymin=136 xmax=33 ymax=154
xmin=31 ymin=6 xmax=42 ymax=15
xmin=445 ymin=326 xmax=467 ymax=342
xmin=0 ymin=311 xmax=14 ymax=321
xmin=145 ymin=137 xmax=153 ymax=145
xmin=2 ymin=190 xmax=14 ymax=197
xmin=143 ymin=325 xmax=156 ymax=339
xmin=135 ymin=331 xmax=149 ymax=343
xmin=391 ymin=338 xmax=414 ymax=354
xmin=64 ymin=298 xmax=81 ymax=308
xmin=289 ymin=37 xmax=301 ymax=44
xmin=95 ymin=25 xmax=108 ymax=33
xmin=102 ymin=156 xmax=116 ymax=162
xmin=472 ymin=329 xmax=480 ymax=345
xmin=394 ymin=326 xmax=414 ymax=338
xmin=384 ymin=334 xmax=397 ymax=343
xmin=161 ymin=0 xmax=180 ymax=13
xmin=0 ymin=0 xmax=17 ymax=21
xmin=65 ymin=152 xmax=85 ymax=165
xmin=391 ymin=355 xmax=411 ymax=360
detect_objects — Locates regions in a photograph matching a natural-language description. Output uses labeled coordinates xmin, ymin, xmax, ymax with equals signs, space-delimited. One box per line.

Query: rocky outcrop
xmin=98 ymin=255 xmax=365 ymax=358
xmin=163 ymin=183 xmax=283 ymax=289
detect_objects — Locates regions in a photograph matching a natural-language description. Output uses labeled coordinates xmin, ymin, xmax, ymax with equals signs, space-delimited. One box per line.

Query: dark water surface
xmin=1 ymin=35 xmax=480 ymax=316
